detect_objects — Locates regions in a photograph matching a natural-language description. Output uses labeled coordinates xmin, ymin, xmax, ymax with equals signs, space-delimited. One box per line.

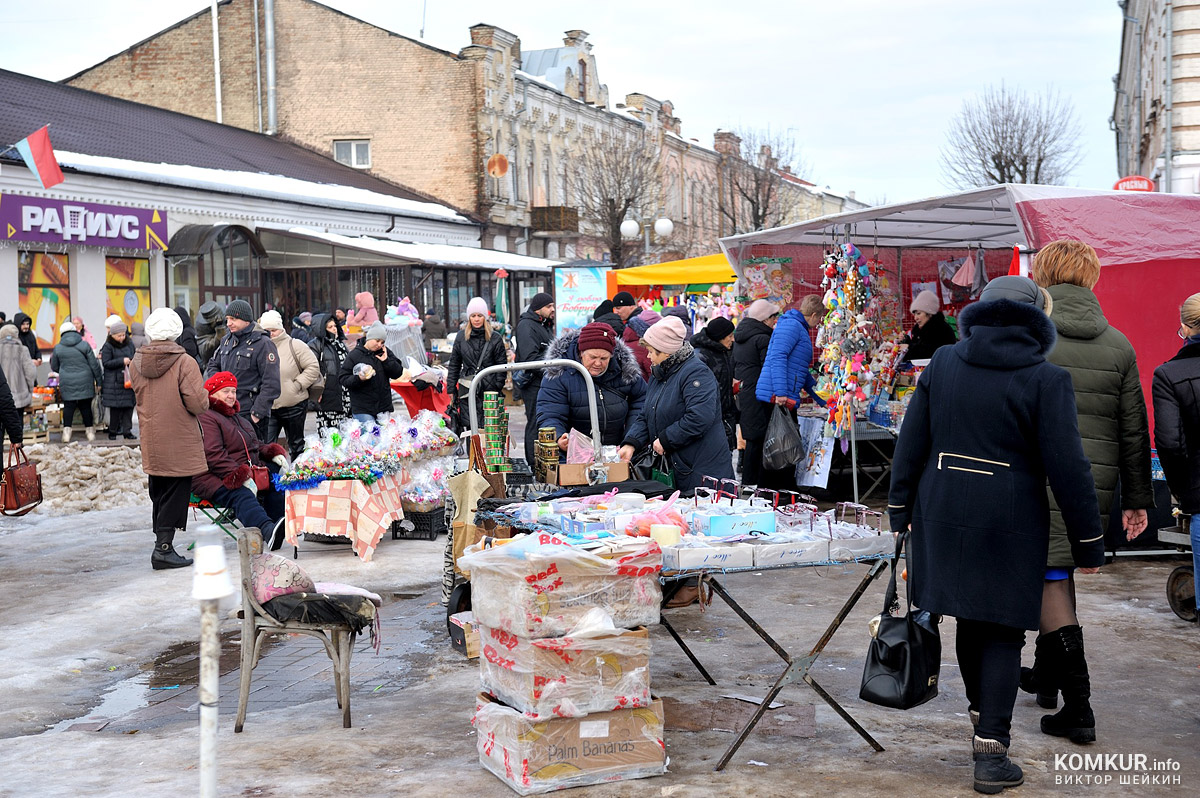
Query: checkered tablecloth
xmin=284 ymin=473 xmax=404 ymax=561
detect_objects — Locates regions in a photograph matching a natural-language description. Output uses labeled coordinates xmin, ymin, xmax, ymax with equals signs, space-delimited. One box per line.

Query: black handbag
xmin=859 ymin=531 xmax=941 ymax=710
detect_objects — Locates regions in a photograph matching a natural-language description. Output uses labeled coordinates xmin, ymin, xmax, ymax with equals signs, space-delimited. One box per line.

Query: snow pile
xmin=23 ymin=443 xmax=149 ymax=515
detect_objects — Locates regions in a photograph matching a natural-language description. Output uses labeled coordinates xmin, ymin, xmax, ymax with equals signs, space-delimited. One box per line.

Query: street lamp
xmin=620 ymin=212 xmax=674 ymax=264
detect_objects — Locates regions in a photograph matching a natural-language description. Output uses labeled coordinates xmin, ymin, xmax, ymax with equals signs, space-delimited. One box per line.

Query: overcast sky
xmin=1 ymin=0 xmax=1126 ymax=205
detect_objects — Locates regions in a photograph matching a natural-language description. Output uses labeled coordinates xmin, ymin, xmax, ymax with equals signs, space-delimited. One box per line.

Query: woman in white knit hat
xmin=902 ymin=289 xmax=958 ymax=361
xmin=446 ymin=297 xmax=506 ymax=433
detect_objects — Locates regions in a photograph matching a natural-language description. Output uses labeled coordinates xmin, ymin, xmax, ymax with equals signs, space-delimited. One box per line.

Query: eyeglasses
xmin=1179 ymin=326 xmax=1188 ymax=341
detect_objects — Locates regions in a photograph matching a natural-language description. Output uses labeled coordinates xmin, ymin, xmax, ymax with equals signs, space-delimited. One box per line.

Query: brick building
xmin=67 ymin=0 xmax=863 ymax=270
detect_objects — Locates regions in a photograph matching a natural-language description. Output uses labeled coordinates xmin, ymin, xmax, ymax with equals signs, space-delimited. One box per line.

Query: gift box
xmin=687 ymin=506 xmax=776 ymax=537
xmin=474 ymin=693 xmax=665 ymax=796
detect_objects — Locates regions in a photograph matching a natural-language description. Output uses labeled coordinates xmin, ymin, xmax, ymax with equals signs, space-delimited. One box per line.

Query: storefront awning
xmin=167 ymin=224 xmax=267 ymax=257
xmin=609 ymin=254 xmax=737 ymax=286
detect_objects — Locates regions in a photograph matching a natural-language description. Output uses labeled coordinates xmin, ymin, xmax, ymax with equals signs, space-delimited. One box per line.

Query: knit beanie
xmin=104 ymin=314 xmax=123 ymax=329
xmin=0 ymin=324 xmax=17 ymax=339
xmin=529 ymin=292 xmax=554 ymax=313
xmin=593 ymin=299 xmax=614 ymax=319
xmin=627 ymin=309 xmax=662 ymax=338
xmin=204 ymin=371 xmax=237 ymax=395
xmin=910 ymin=290 xmax=941 ymax=315
xmin=225 ymin=299 xmax=255 ymax=323
xmin=642 ymin=316 xmax=687 ymax=355
xmin=746 ymin=299 xmax=780 ymax=323
xmin=365 ymin=322 xmax=388 ymax=341
xmin=612 ymin=291 xmax=637 ymax=308
xmin=577 ymin=322 xmax=617 ymax=354
xmin=259 ymin=310 xmax=285 ymax=331
xmin=705 ymin=317 xmax=736 ymax=341
xmin=145 ymin=307 xmax=184 ymax=341
xmin=978 ymin=275 xmax=1046 ymax=311
xmin=109 ymin=322 xmax=128 ymax=336
xmin=298 ymin=312 xmax=313 ymax=323
xmin=59 ymin=320 xmax=76 ymax=335
xmin=466 ymin=297 xmax=489 ymax=317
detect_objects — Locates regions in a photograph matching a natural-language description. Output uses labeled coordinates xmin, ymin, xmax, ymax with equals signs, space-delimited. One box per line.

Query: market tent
xmin=719 ymin=183 xmax=1200 ymax=423
xmin=605 ymin=253 xmax=736 ymax=296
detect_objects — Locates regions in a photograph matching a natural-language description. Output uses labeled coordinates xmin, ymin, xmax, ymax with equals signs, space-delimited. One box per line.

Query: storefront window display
xmin=17 ymin=251 xmax=71 ymax=349
xmin=105 ymin=257 xmax=151 ymax=327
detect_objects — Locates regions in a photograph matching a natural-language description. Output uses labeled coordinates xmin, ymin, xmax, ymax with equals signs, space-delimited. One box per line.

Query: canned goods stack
xmin=481 ymin=392 xmax=511 ymax=473
xmin=534 ymin=426 xmax=558 ymax=483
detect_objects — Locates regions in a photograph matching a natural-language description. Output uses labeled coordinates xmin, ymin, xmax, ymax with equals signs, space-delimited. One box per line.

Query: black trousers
xmin=148 ymin=474 xmax=193 ymax=542
xmin=742 ymin=436 xmax=797 ymax=491
xmin=240 ymin=410 xmax=270 ymax=442
xmin=62 ymin=398 xmax=94 ymax=428
xmin=107 ymin=406 xmax=134 ymax=435
xmin=520 ymin=382 xmax=541 ymax=464
xmin=956 ymin=618 xmax=1026 ymax=746
xmin=266 ymin=402 xmax=307 ymax=460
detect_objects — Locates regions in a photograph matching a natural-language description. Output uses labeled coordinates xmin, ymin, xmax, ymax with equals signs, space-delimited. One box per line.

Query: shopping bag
xmin=762 ymin=405 xmax=805 ymax=471
xmin=650 ymin=453 xmax=675 ymax=489
xmin=859 ymin=532 xmax=941 ymax=709
xmin=1 ymin=448 xmax=43 ymax=516
xmin=123 ymin=366 xmax=132 ymax=390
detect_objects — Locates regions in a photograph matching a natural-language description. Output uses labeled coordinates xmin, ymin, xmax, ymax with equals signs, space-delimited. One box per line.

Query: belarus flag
xmin=14 ymin=126 xmax=65 ymax=189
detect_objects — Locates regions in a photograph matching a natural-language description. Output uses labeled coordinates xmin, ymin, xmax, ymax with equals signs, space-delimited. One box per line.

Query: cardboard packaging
xmin=449 ymin=611 xmax=480 ymax=659
xmin=661 ymin=541 xmax=755 ymax=571
xmin=548 ymin=462 xmax=630 ymax=487
xmin=828 ymin=534 xmax=894 ymax=561
xmin=688 ymin=507 xmax=776 ymax=537
xmin=474 ymin=693 xmax=666 ymax=795
xmin=751 ymin=539 xmax=831 ymax=567
xmin=478 ymin=625 xmax=651 ymax=718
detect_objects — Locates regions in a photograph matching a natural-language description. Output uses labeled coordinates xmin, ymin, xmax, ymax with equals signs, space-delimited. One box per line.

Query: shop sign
xmin=555 ymin=265 xmax=610 ymax=335
xmin=1112 ymin=175 xmax=1154 ymax=192
xmin=0 ymin=193 xmax=169 ymax=250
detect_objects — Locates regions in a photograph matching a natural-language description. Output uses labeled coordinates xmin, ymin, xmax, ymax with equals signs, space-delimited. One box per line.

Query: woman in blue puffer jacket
xmin=756 ymin=296 xmax=826 ymax=407
xmin=537 ymin=323 xmax=646 ymax=451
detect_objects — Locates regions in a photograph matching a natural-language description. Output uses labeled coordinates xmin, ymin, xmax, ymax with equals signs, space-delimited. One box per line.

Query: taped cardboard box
xmin=474 ymin=693 xmax=666 ymax=796
xmin=479 ymin=624 xmax=651 ymax=718
xmin=459 ymin=535 xmax=662 ymax=638
xmin=449 ymin=611 xmax=480 ymax=659
xmin=752 ymin=539 xmax=831 ymax=567
xmin=547 ymin=462 xmax=630 ymax=487
xmin=661 ymin=541 xmax=755 ymax=571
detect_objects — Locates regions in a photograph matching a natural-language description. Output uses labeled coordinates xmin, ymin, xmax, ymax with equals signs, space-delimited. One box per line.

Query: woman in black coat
xmin=308 ymin=313 xmax=351 ymax=430
xmin=619 ymin=316 xmax=734 ymax=492
xmin=446 ymin=298 xmax=507 ymax=434
xmin=174 ymin=306 xmax=201 ymax=362
xmin=1152 ymin=291 xmax=1200 ymax=619
xmin=338 ymin=323 xmax=402 ymax=422
xmin=732 ymin=300 xmax=779 ymax=485
xmin=693 ymin=317 xmax=737 ymax=450
xmin=99 ymin=323 xmax=137 ymax=439
xmin=888 ymin=276 xmax=1105 ymax=795
xmin=902 ymin=290 xmax=958 ymax=361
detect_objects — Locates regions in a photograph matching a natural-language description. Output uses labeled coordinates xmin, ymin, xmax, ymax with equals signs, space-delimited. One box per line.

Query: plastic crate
xmin=391 ymin=508 xmax=447 ymax=541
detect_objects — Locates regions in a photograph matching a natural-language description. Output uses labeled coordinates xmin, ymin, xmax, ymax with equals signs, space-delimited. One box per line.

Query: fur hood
xmin=956 ymin=298 xmax=1057 ymax=370
xmin=543 ymin=329 xmax=643 ymax=384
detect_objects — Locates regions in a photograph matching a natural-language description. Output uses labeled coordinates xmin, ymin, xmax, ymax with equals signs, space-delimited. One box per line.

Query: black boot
xmin=1040 ymin=625 xmax=1095 ymax=743
xmin=972 ymin=735 xmax=1024 ymax=794
xmin=1019 ymin=632 xmax=1059 ymax=708
xmin=151 ymin=530 xmax=193 ymax=570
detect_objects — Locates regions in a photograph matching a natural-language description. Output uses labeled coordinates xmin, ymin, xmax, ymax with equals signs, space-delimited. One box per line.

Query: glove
xmin=271 ymin=455 xmax=288 ymax=469
xmin=243 ymin=478 xmax=258 ymax=496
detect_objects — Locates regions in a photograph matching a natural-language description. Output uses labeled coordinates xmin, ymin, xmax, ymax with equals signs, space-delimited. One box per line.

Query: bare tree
xmin=569 ymin=130 xmax=661 ymax=267
xmin=719 ymin=128 xmax=810 ymax=234
xmin=940 ymin=85 xmax=1083 ymax=188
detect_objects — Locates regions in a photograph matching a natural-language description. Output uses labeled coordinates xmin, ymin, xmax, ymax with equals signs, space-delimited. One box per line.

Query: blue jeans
xmin=210 ymin=483 xmax=285 ymax=537
xmin=1192 ymin=517 xmax=1199 ymax=616
xmin=353 ymin=413 xmax=376 ymax=425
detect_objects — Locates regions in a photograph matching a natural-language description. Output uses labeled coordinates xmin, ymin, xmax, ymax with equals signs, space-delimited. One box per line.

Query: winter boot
xmin=151 ymin=530 xmax=193 ymax=570
xmin=1040 ymin=625 xmax=1096 ymax=744
xmin=61 ymin=426 xmax=72 ymax=444
xmin=972 ymin=736 xmax=1024 ymax=794
xmin=85 ymin=426 xmax=96 ymax=442
xmin=1019 ymin=633 xmax=1059 ymax=708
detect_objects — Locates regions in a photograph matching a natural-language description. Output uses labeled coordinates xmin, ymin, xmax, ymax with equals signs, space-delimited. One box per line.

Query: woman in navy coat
xmin=888 ymin=276 xmax=1104 ymax=795
xmin=619 ymin=316 xmax=734 ymax=492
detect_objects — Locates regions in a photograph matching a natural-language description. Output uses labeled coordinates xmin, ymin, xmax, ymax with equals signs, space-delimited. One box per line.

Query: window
xmin=105 ymin=257 xmax=151 ymax=328
xmin=17 ymin=252 xmax=70 ymax=350
xmin=333 ymin=139 xmax=371 ymax=169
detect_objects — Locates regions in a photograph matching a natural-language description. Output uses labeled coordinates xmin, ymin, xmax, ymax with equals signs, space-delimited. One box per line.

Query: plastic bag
xmin=763 ymin=405 xmax=805 ymax=471
xmin=566 ymin=429 xmax=596 ymax=464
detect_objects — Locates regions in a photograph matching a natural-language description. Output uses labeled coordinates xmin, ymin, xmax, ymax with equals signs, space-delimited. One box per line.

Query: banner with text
xmin=555 ymin=265 xmax=611 ymax=335
xmin=0 ymin=193 xmax=168 ymax=250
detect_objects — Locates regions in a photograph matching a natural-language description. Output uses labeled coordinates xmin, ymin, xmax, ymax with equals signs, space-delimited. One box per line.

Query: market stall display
xmin=276 ymin=411 xmax=456 ymax=560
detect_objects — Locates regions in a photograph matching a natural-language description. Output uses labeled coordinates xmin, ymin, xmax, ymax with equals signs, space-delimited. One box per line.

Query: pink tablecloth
xmin=284 ymin=473 xmax=404 ymax=561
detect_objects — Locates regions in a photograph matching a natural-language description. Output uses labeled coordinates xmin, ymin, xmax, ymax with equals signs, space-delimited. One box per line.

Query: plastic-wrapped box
xmin=479 ymin=622 xmax=651 ymax=718
xmin=474 ymin=693 xmax=666 ymax=795
xmin=459 ymin=534 xmax=662 ymax=637
xmin=661 ymin=540 xmax=755 ymax=571
xmin=752 ymin=538 xmax=831 ymax=567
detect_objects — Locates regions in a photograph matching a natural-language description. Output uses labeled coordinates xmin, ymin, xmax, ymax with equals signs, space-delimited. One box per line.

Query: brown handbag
xmin=239 ymin=429 xmax=272 ymax=491
xmin=1 ymin=448 xmax=43 ymax=516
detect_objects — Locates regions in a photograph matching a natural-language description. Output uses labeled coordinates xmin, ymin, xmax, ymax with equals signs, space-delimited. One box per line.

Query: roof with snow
xmin=275 ymin=228 xmax=562 ymax=273
xmin=521 ymin=48 xmax=575 ymax=93
xmin=0 ymin=68 xmax=468 ymax=221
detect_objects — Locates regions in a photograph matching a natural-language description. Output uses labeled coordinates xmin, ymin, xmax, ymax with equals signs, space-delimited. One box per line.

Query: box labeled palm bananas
xmin=458 ymin=533 xmax=662 ymax=638
xmin=473 ymin=693 xmax=666 ymax=795
xmin=478 ymin=614 xmax=651 ymax=718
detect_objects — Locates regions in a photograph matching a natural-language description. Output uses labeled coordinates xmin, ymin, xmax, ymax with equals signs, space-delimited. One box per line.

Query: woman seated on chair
xmin=193 ymin=371 xmax=289 ymax=550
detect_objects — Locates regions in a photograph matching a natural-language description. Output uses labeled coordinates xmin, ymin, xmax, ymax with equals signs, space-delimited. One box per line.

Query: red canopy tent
xmin=720 ymin=184 xmax=1200 ymax=424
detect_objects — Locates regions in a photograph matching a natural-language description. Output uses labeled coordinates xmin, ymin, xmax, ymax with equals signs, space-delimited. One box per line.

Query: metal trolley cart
xmin=1159 ymin=516 xmax=1195 ymax=623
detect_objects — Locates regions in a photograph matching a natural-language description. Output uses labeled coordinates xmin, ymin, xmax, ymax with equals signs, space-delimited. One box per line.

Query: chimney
xmin=713 ymin=130 xmax=742 ymax=156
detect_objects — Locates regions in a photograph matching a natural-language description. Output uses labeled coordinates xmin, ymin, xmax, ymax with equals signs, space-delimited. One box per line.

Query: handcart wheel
xmin=445 ymin=581 xmax=472 ymax=635
xmin=1166 ymin=565 xmax=1196 ymax=622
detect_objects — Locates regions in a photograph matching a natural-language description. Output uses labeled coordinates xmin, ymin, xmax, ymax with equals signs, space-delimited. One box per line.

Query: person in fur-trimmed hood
xmin=887 ymin=275 xmax=1105 ymax=796
xmin=192 ymin=371 xmax=289 ymax=551
xmin=536 ymin=322 xmax=647 ymax=451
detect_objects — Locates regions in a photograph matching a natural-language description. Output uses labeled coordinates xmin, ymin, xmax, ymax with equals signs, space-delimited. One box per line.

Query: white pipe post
xmin=193 ymin=525 xmax=234 ymax=798
xmin=210 ymin=0 xmax=223 ymax=124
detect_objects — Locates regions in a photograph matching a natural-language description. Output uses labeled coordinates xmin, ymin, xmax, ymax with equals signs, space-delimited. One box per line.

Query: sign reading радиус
xmin=0 ymin=193 xmax=168 ymax=250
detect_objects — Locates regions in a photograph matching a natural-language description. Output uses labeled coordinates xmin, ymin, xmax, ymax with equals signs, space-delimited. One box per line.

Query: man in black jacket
xmin=204 ymin=299 xmax=280 ymax=441
xmin=13 ymin=313 xmax=41 ymax=366
xmin=515 ymin=293 xmax=555 ymax=462
xmin=339 ymin=322 xmax=403 ymax=422
xmin=732 ymin=299 xmax=779 ymax=485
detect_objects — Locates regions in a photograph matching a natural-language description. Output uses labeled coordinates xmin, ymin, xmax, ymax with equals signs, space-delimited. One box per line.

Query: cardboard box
xmin=479 ymin=625 xmax=651 ymax=718
xmin=688 ymin=507 xmax=776 ymax=537
xmin=474 ymin=693 xmax=666 ymax=795
xmin=828 ymin=534 xmax=894 ymax=561
xmin=559 ymin=513 xmax=609 ymax=538
xmin=548 ymin=462 xmax=630 ymax=487
xmin=661 ymin=541 xmax=755 ymax=571
xmin=449 ymin=611 xmax=480 ymax=659
xmin=751 ymin=539 xmax=831 ymax=567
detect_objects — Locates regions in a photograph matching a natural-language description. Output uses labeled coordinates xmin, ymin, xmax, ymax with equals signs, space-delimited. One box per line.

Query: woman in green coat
xmin=50 ymin=320 xmax=103 ymax=442
xmin=1024 ymin=240 xmax=1154 ymax=745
